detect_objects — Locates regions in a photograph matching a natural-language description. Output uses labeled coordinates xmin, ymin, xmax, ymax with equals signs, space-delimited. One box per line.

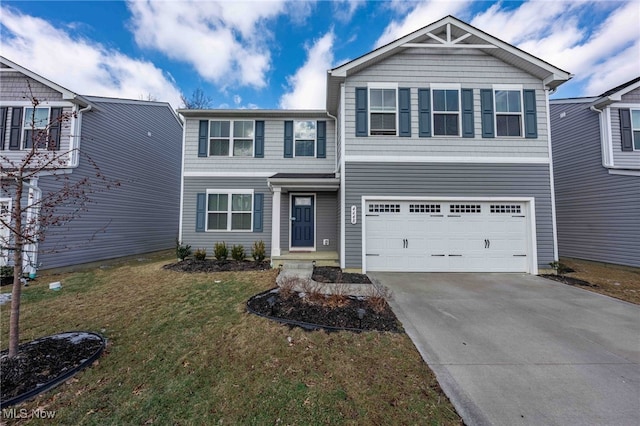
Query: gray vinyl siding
xmin=610 ymin=107 xmax=640 ymax=168
xmin=621 ymin=87 xmax=640 ymax=103
xmin=278 ymin=192 xmax=338 ymax=252
xmin=343 ymin=50 xmax=549 ymax=159
xmin=0 ymin=73 xmax=63 ymax=101
xmin=183 ymin=117 xmax=336 ymax=174
xmin=36 ymin=99 xmax=183 ymax=269
xmin=551 ymin=102 xmax=640 ymax=267
xmin=343 ymin=162 xmax=554 ymax=269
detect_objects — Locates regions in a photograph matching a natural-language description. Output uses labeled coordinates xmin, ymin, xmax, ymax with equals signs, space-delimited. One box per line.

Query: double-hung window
xmin=23 ymin=107 xmax=50 ymax=149
xmin=369 ymin=85 xmax=397 ymax=135
xmin=494 ymin=88 xmax=523 ymax=137
xmin=206 ymin=190 xmax=253 ymax=231
xmin=632 ymin=109 xmax=640 ymax=150
xmin=432 ymin=86 xmax=460 ymax=136
xmin=294 ymin=120 xmax=316 ymax=156
xmin=209 ymin=120 xmax=254 ymax=156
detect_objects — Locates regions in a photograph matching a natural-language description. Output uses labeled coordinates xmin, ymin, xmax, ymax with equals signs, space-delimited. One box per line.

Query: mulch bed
xmin=247 ymin=289 xmax=403 ymax=333
xmin=163 ymin=259 xmax=270 ymax=273
xmin=1 ymin=332 xmax=104 ymax=405
xmin=312 ymin=266 xmax=372 ymax=284
xmin=541 ymin=274 xmax=598 ymax=288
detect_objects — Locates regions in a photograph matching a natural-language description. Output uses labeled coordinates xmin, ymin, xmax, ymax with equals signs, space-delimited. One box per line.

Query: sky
xmin=1 ymin=0 xmax=638 ymax=110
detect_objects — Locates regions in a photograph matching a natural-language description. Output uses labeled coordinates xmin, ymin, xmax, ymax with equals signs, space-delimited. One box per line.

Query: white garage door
xmin=365 ymin=201 xmax=530 ymax=272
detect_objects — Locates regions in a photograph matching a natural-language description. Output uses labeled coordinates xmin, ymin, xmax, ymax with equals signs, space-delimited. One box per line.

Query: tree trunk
xmin=8 ymin=180 xmax=24 ymax=358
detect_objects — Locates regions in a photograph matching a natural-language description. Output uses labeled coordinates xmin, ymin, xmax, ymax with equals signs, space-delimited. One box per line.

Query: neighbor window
xmin=294 ymin=120 xmax=316 ymax=156
xmin=432 ymin=89 xmax=460 ymax=136
xmin=206 ymin=191 xmax=253 ymax=231
xmin=632 ymin=109 xmax=640 ymax=150
xmin=23 ymin=107 xmax=50 ymax=149
xmin=209 ymin=120 xmax=254 ymax=156
xmin=495 ymin=90 xmax=523 ymax=137
xmin=369 ymin=87 xmax=397 ymax=135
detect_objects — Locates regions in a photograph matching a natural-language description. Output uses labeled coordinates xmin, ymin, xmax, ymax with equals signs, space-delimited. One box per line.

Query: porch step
xmin=272 ymin=251 xmax=339 ymax=268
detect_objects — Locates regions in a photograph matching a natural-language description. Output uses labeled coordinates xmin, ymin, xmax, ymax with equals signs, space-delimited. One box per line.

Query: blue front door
xmin=291 ymin=195 xmax=314 ymax=248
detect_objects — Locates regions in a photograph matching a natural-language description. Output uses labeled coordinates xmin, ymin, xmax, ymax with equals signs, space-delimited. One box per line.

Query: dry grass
xmin=0 ymin=256 xmax=461 ymax=425
xmin=559 ymin=257 xmax=640 ymax=304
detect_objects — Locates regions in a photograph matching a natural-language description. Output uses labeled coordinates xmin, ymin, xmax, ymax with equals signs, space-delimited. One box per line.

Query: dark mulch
xmin=541 ymin=274 xmax=598 ymax=288
xmin=163 ymin=259 xmax=270 ymax=273
xmin=248 ymin=289 xmax=403 ymax=333
xmin=312 ymin=266 xmax=372 ymax=284
xmin=1 ymin=332 xmax=104 ymax=404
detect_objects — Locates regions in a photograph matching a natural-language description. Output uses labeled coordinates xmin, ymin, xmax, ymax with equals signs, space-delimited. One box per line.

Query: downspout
xmin=545 ymin=88 xmax=559 ymax=265
xmin=325 ymin=111 xmax=338 ymax=174
xmin=68 ymin=103 xmax=92 ymax=168
xmin=590 ymin=105 xmax=612 ymax=169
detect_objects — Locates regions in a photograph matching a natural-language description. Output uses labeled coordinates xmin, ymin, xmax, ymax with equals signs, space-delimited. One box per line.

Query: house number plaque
xmin=351 ymin=205 xmax=357 ymax=224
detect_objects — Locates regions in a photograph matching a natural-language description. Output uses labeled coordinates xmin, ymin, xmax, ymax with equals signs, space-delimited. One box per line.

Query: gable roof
xmin=592 ymin=76 xmax=640 ymax=107
xmin=327 ymin=15 xmax=572 ymax=113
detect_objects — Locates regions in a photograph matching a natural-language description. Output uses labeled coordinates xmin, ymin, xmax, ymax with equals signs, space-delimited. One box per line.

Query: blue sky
xmin=1 ymin=1 xmax=638 ymax=109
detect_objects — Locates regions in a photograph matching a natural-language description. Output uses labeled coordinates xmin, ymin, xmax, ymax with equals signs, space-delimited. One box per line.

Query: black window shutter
xmin=9 ymin=107 xmax=23 ymax=150
xmin=284 ymin=121 xmax=293 ymax=158
xmin=480 ymin=89 xmax=495 ymax=138
xmin=0 ymin=107 xmax=7 ymax=150
xmin=254 ymin=120 xmax=264 ymax=158
xmin=317 ymin=120 xmax=326 ymax=158
xmin=461 ymin=89 xmax=474 ymax=138
xmin=198 ymin=120 xmax=208 ymax=157
xmin=253 ymin=193 xmax=264 ymax=232
xmin=355 ymin=87 xmax=368 ymax=137
xmin=399 ymin=88 xmax=411 ymax=137
xmin=619 ymin=109 xmax=633 ymax=152
xmin=195 ymin=193 xmax=206 ymax=232
xmin=523 ymin=90 xmax=538 ymax=138
xmin=418 ymin=88 xmax=431 ymax=137
xmin=49 ymin=107 xmax=62 ymax=150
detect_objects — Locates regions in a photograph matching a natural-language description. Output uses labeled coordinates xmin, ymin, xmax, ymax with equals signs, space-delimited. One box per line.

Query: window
xmin=432 ymin=89 xmax=460 ymax=136
xmin=23 ymin=107 xmax=50 ymax=149
xmin=632 ymin=110 xmax=640 ymax=150
xmin=294 ymin=120 xmax=315 ymax=156
xmin=450 ymin=204 xmax=481 ymax=213
xmin=369 ymin=88 xmax=397 ymax=135
xmin=409 ymin=204 xmax=441 ymax=213
xmin=495 ymin=90 xmax=522 ymax=136
xmin=209 ymin=120 xmax=254 ymax=156
xmin=368 ymin=204 xmax=400 ymax=213
xmin=490 ymin=205 xmax=522 ymax=214
xmin=206 ymin=191 xmax=253 ymax=231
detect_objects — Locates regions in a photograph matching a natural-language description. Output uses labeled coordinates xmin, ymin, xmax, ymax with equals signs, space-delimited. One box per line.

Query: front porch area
xmin=271 ymin=250 xmax=339 ymax=268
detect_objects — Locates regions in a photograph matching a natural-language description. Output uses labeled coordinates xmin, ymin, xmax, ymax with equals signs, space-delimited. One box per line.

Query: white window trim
xmin=22 ymin=106 xmax=51 ymax=149
xmin=205 ymin=189 xmax=254 ymax=232
xmin=493 ymin=85 xmax=524 ymax=138
xmin=293 ymin=119 xmax=317 ymax=158
xmin=631 ymin=108 xmax=640 ymax=151
xmin=367 ymin=83 xmax=398 ymax=137
xmin=431 ymin=84 xmax=462 ymax=137
xmin=208 ymin=119 xmax=255 ymax=157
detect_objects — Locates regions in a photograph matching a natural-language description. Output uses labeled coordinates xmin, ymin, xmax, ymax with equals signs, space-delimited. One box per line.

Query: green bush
xmin=176 ymin=240 xmax=192 ymax=261
xmin=1 ymin=265 xmax=13 ymax=277
xmin=194 ymin=248 xmax=207 ymax=261
xmin=549 ymin=261 xmax=571 ymax=275
xmin=214 ymin=242 xmax=228 ymax=260
xmin=252 ymin=240 xmax=266 ymax=262
xmin=231 ymin=245 xmax=245 ymax=261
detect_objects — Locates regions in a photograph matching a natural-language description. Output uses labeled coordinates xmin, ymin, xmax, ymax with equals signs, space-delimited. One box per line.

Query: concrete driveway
xmin=369 ymin=273 xmax=640 ymax=426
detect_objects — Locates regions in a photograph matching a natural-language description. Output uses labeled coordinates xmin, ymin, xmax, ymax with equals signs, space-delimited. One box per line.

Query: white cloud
xmin=127 ymin=0 xmax=287 ymax=89
xmin=333 ymin=0 xmax=365 ymax=22
xmin=280 ymin=31 xmax=335 ymax=109
xmin=0 ymin=6 xmax=183 ymax=107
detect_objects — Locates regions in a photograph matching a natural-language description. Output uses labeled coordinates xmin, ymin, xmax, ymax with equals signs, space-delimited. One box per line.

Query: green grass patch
xmin=1 ymin=258 xmax=461 ymax=425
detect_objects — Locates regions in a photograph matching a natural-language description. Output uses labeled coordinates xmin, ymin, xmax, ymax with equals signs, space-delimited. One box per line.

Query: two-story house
xmin=178 ymin=15 xmax=571 ymax=274
xmin=550 ymin=77 xmax=640 ymax=268
xmin=1 ymin=56 xmax=183 ymax=271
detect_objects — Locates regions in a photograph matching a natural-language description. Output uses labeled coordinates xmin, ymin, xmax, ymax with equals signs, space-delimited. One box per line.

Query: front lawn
xmin=1 ymin=257 xmax=461 ymax=425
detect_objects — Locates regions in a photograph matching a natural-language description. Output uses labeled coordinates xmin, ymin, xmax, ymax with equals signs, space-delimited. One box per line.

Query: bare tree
xmin=1 ymin=84 xmax=117 ymax=357
xmin=180 ymin=88 xmax=214 ymax=109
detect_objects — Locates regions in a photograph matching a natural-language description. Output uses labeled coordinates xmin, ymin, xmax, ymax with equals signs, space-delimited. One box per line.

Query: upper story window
xmin=432 ymin=88 xmax=460 ymax=136
xmin=209 ymin=120 xmax=254 ymax=157
xmin=495 ymin=89 xmax=523 ymax=137
xmin=632 ymin=110 xmax=640 ymax=150
xmin=294 ymin=120 xmax=316 ymax=156
xmin=23 ymin=107 xmax=50 ymax=149
xmin=369 ymin=86 xmax=397 ymax=136
xmin=206 ymin=191 xmax=253 ymax=231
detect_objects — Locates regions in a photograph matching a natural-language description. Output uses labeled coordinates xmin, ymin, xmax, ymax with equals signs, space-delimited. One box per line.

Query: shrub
xmin=214 ymin=242 xmax=228 ymax=261
xmin=252 ymin=240 xmax=266 ymax=262
xmin=194 ymin=248 xmax=207 ymax=261
xmin=549 ymin=261 xmax=571 ymax=275
xmin=231 ymin=244 xmax=245 ymax=261
xmin=175 ymin=240 xmax=192 ymax=261
xmin=366 ymin=285 xmax=392 ymax=314
xmin=0 ymin=266 xmax=12 ymax=277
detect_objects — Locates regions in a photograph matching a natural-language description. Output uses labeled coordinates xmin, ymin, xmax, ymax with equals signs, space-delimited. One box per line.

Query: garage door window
xmin=409 ymin=204 xmax=441 ymax=213
xmin=490 ymin=204 xmax=522 ymax=214
xmin=450 ymin=204 xmax=481 ymax=213
xmin=369 ymin=203 xmax=400 ymax=213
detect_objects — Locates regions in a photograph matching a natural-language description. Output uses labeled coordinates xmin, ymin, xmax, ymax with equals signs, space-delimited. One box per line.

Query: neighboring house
xmin=0 ymin=56 xmax=183 ymax=270
xmin=178 ymin=15 xmax=571 ymax=274
xmin=550 ymin=77 xmax=640 ymax=268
